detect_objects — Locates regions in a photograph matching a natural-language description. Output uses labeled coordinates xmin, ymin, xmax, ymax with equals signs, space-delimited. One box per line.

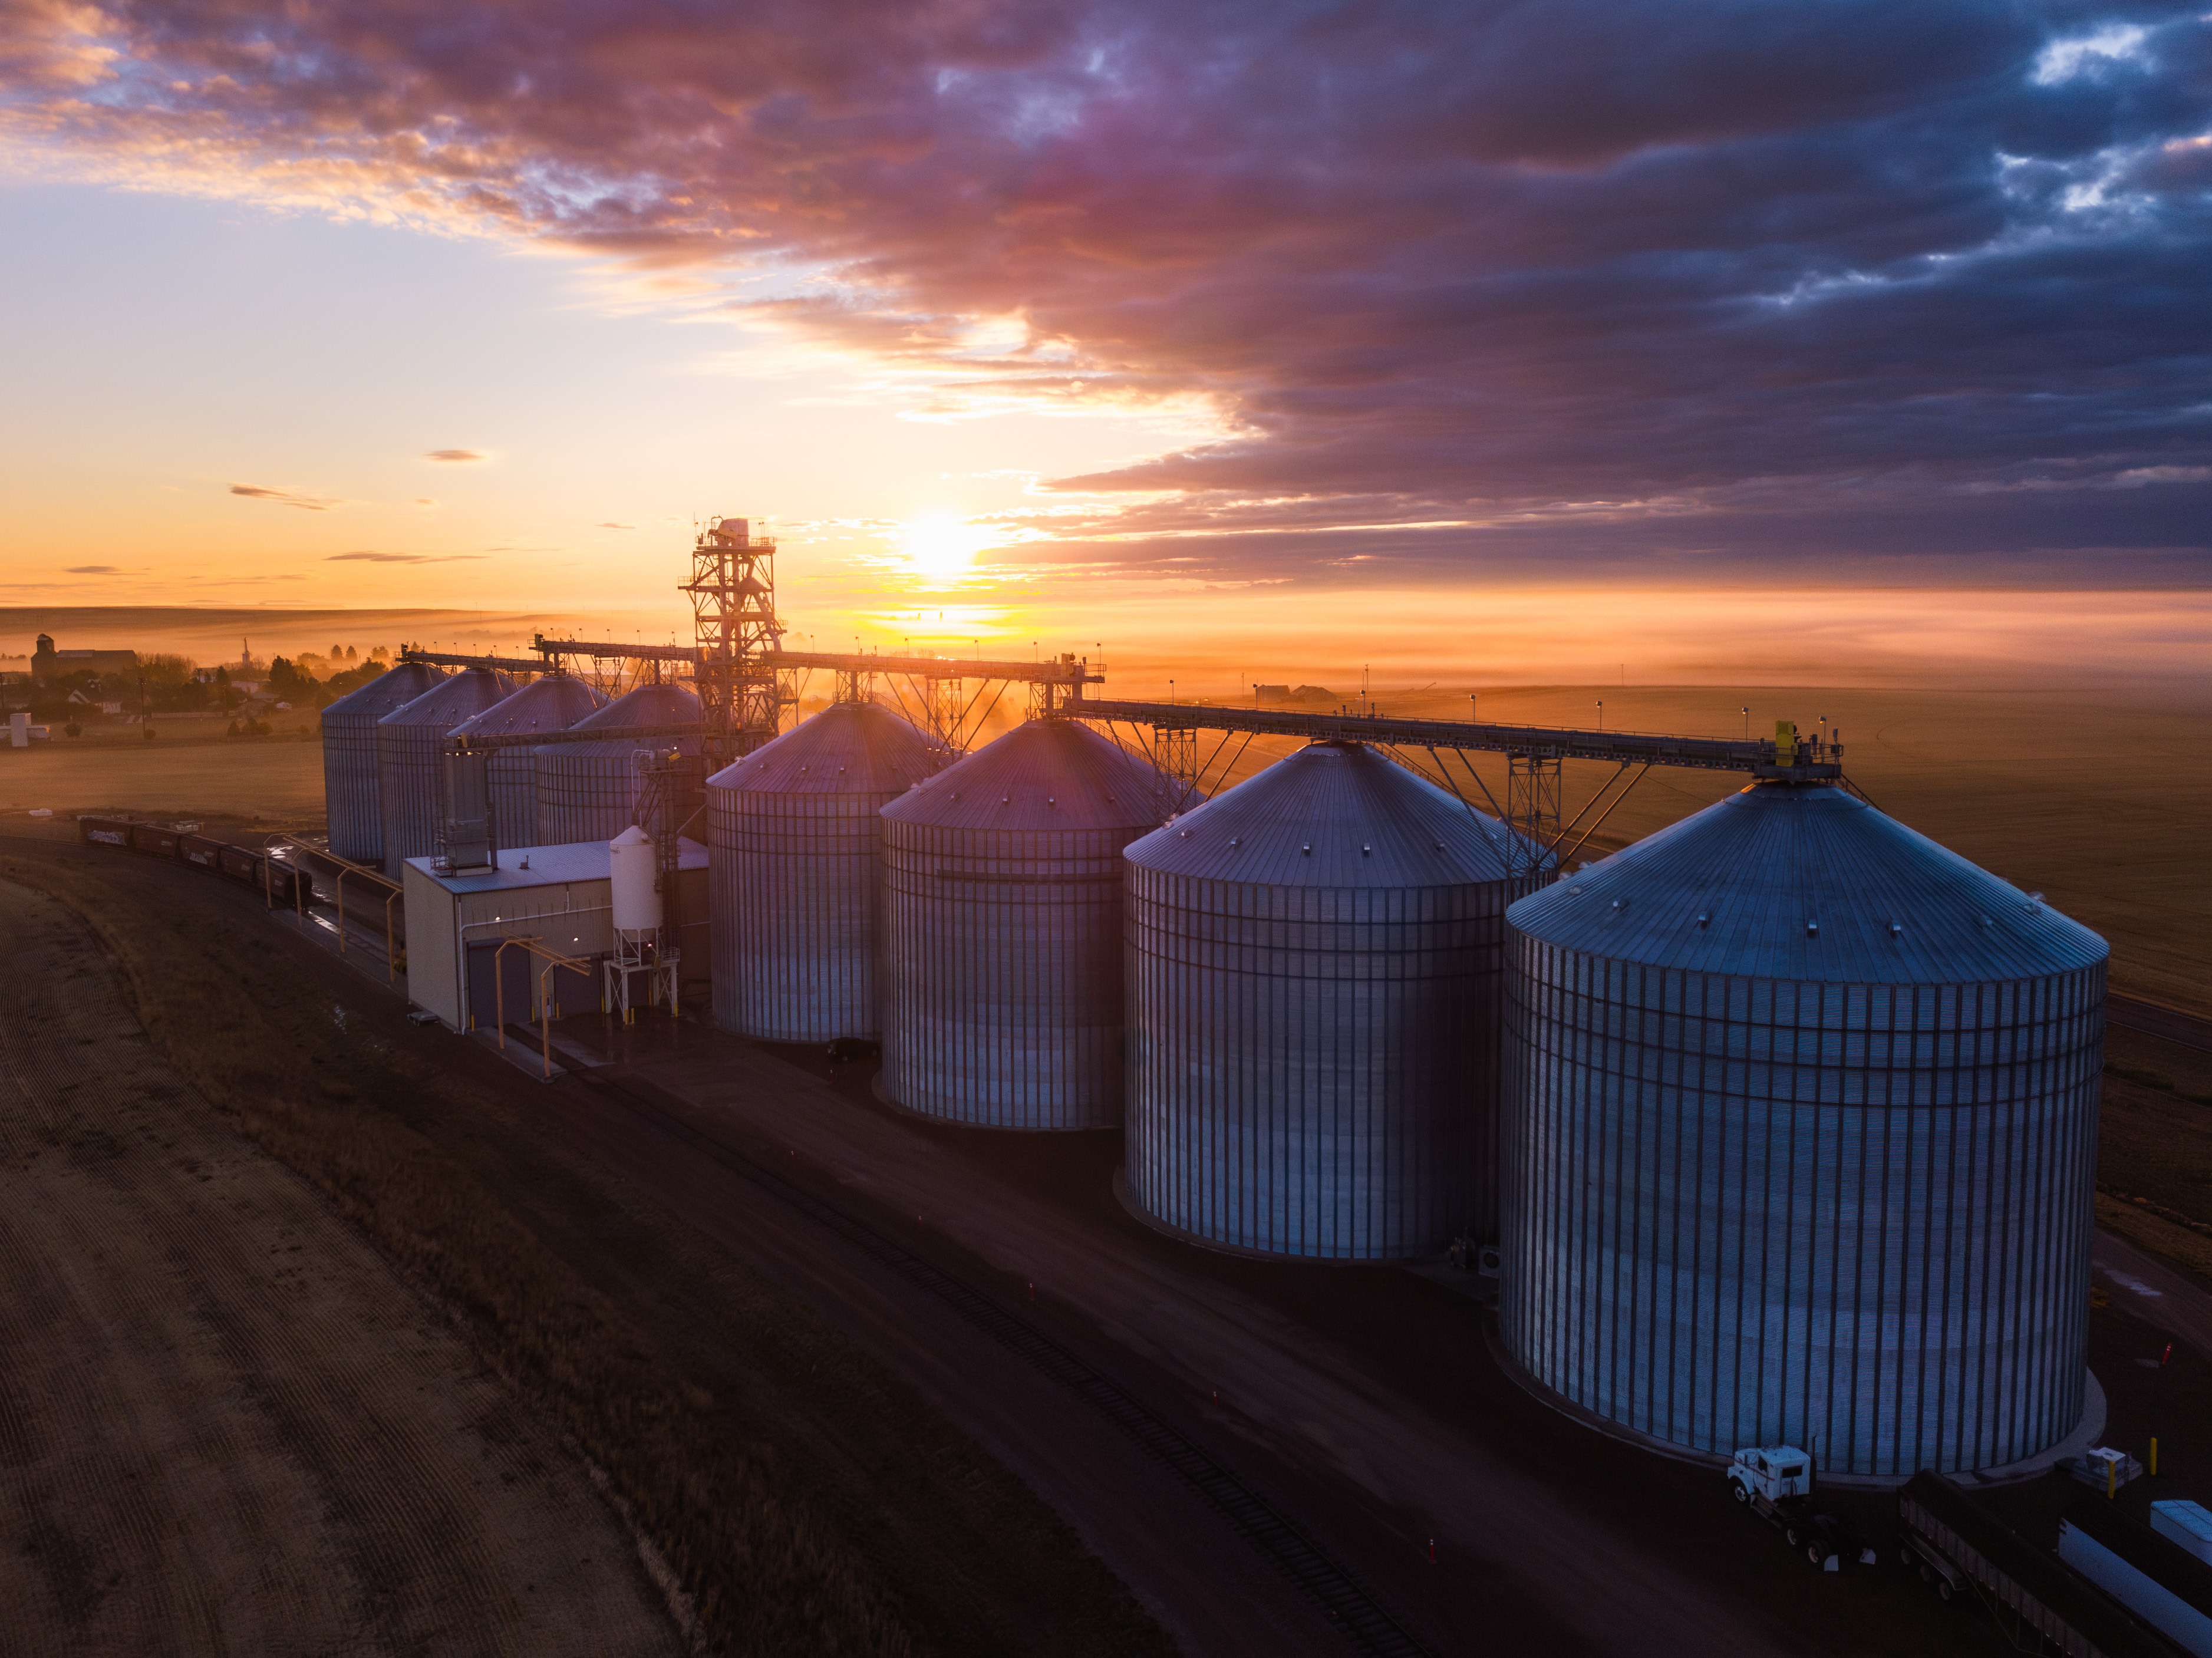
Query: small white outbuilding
xmin=401 ymin=836 xmax=708 ymax=1031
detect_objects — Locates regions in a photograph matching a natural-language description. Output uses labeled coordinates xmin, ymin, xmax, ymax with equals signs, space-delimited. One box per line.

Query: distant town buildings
xmin=31 ymin=632 xmax=137 ymax=683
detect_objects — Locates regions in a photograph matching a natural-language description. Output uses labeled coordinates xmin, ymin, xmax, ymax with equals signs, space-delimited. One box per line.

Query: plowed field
xmin=0 ymin=879 xmax=683 ymax=1657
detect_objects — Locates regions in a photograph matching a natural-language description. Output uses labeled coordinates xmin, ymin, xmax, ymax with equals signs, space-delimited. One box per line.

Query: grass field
xmin=1 ymin=845 xmax=1173 ymax=1657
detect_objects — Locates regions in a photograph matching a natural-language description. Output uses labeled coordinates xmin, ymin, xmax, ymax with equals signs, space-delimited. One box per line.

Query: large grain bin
xmin=533 ymin=682 xmax=703 ymax=846
xmin=320 ymin=661 xmax=444 ymax=866
xmin=1125 ymin=741 xmax=1532 ymax=1259
xmin=1499 ymin=779 xmax=2106 ymax=1478
xmin=448 ymin=674 xmax=606 ymax=853
xmin=374 ymin=667 xmax=516 ymax=874
xmin=706 ymin=700 xmax=939 ymax=1041
xmin=879 ymin=717 xmax=1185 ymax=1129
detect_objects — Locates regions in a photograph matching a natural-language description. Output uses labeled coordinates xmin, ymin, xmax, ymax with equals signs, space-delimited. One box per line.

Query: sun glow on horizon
xmin=895 ymin=512 xmax=995 ymax=584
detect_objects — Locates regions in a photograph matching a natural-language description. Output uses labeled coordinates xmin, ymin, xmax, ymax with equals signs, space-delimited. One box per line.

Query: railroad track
xmin=571 ymin=1063 xmax=1437 ymax=1658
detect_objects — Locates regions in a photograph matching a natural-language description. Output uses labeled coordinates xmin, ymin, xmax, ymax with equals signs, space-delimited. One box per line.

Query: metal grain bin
xmin=706 ymin=700 xmax=939 ymax=1041
xmin=879 ymin=717 xmax=1185 ymax=1129
xmin=374 ymin=667 xmax=517 ymax=874
xmin=319 ymin=661 xmax=444 ymax=865
xmin=533 ymin=682 xmax=703 ymax=847
xmin=448 ymin=674 xmax=606 ymax=853
xmin=1125 ymin=741 xmax=1531 ymax=1259
xmin=1499 ymin=780 xmax=2108 ymax=1478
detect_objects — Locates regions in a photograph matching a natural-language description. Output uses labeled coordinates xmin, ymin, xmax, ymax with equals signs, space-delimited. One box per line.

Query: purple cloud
xmin=19 ymin=1 xmax=2212 ymax=581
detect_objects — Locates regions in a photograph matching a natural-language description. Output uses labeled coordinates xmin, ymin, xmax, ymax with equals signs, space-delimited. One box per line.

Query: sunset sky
xmin=2 ymin=0 xmax=2207 ymax=687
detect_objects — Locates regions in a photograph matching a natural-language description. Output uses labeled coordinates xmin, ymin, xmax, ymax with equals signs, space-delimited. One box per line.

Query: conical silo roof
xmin=1505 ymin=779 xmax=2105 ymax=981
xmin=707 ymin=698 xmax=937 ymax=795
xmin=1126 ymin=740 xmax=1529 ymax=883
xmin=449 ymin=673 xmax=606 ymax=739
xmin=321 ymin=660 xmax=446 ymax=727
xmin=879 ymin=716 xmax=1172 ymax=833
xmin=558 ymin=681 xmax=702 ymax=751
xmin=375 ymin=665 xmax=517 ymax=731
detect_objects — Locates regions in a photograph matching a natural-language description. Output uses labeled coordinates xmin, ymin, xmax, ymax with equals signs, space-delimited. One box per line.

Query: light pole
xmin=1595 ymin=699 xmax=1604 ymax=733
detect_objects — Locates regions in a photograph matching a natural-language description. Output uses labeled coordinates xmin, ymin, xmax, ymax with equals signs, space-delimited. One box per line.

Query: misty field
xmin=3 ymin=679 xmax=2205 ymax=1013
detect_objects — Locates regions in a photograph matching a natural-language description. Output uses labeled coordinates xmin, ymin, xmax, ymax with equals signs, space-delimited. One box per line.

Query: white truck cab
xmin=1729 ymin=1446 xmax=1814 ymax=1505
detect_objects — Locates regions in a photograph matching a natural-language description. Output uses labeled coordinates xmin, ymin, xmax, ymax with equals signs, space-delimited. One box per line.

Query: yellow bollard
xmin=2152 ymin=1438 xmax=2160 ymax=1477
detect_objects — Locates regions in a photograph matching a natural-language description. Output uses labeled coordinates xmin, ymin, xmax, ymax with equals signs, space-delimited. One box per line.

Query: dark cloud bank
xmin=14 ymin=0 xmax=2210 ymax=582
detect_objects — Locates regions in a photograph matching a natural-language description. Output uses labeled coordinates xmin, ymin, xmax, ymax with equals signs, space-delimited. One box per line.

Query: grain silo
xmin=320 ymin=661 xmax=444 ymax=866
xmin=447 ymin=674 xmax=606 ymax=852
xmin=706 ymin=700 xmax=939 ymax=1041
xmin=1125 ymin=741 xmax=1532 ymax=1258
xmin=374 ymin=667 xmax=517 ymax=874
xmin=533 ymin=681 xmax=703 ymax=846
xmin=879 ymin=717 xmax=1184 ymax=1129
xmin=1499 ymin=779 xmax=2106 ymax=1478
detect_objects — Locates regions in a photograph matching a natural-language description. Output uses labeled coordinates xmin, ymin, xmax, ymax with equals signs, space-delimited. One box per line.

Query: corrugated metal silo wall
xmin=1499 ymin=939 xmax=2104 ymax=1476
xmin=376 ymin=723 xmax=450 ymax=874
xmin=1126 ymin=869 xmax=1505 ymax=1258
xmin=322 ymin=717 xmax=384 ymax=864
xmin=486 ymin=749 xmax=538 ymax=849
xmin=881 ymin=816 xmax=1141 ymax=1128
xmin=711 ymin=783 xmax=899 ymax=1040
xmin=535 ymin=749 xmax=703 ymax=846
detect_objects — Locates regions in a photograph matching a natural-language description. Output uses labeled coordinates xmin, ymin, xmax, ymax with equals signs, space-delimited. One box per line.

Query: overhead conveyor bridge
xmin=1058 ymin=695 xmax=1850 ymax=888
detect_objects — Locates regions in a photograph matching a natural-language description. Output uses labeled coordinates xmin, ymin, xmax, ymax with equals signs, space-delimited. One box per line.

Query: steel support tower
xmin=683 ymin=517 xmax=781 ymax=768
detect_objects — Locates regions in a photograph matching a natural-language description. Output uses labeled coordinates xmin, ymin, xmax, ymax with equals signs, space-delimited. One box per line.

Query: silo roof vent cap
xmin=1362 ymin=845 xmax=1372 ymax=855
xmin=1695 ymin=912 xmax=1709 ymax=928
xmin=1301 ymin=844 xmax=1311 ymax=855
xmin=1805 ymin=921 xmax=1818 ymax=936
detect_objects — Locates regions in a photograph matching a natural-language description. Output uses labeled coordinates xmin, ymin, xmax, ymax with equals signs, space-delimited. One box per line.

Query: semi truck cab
xmin=1729 ymin=1446 xmax=1814 ymax=1505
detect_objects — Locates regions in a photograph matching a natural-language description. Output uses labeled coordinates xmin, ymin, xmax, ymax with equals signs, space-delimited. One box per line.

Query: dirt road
xmin=537 ymin=1020 xmax=1992 ymax=1658
xmin=0 ymin=879 xmax=682 ymax=1658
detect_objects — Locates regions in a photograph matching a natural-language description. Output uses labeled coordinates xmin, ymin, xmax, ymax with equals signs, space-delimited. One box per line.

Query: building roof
xmin=1506 ymin=780 xmax=2108 ymax=983
xmin=404 ymin=835 xmax=706 ymax=896
xmin=1125 ymin=740 xmax=1530 ymax=888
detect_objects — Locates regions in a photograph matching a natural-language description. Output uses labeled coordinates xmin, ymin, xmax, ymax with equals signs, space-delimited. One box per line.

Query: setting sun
xmin=895 ymin=513 xmax=993 ymax=584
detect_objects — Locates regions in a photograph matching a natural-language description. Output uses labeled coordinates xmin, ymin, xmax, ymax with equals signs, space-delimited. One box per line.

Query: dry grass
xmin=4 ymin=846 xmax=1173 ymax=1658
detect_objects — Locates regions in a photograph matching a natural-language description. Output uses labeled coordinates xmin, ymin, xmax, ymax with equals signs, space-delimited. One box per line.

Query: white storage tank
xmin=609 ymin=824 xmax=661 ymax=937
